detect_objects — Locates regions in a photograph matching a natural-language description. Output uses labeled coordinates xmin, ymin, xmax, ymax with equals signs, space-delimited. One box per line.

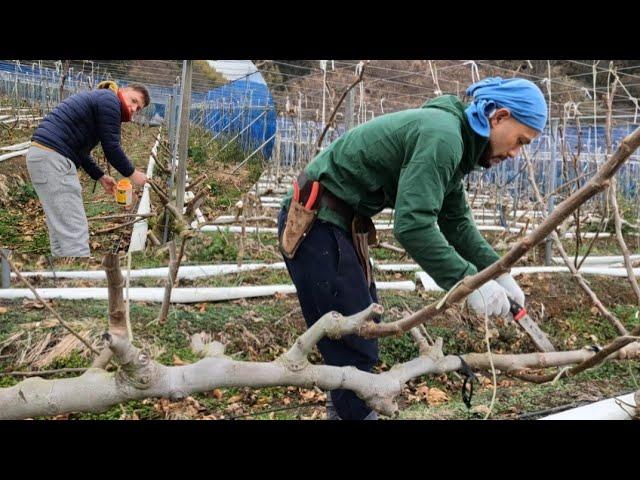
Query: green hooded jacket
xmin=282 ymin=95 xmax=501 ymax=290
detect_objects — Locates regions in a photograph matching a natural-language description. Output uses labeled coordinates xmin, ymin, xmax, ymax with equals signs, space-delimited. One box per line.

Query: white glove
xmin=495 ymin=273 xmax=525 ymax=306
xmin=467 ymin=280 xmax=511 ymax=317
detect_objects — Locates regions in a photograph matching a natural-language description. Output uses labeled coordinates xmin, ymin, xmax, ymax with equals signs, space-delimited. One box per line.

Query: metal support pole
xmin=175 ymin=60 xmax=193 ymax=214
xmin=545 ymin=119 xmax=559 ymax=266
xmin=1 ymin=249 xmax=11 ymax=288
xmin=163 ymin=81 xmax=182 ymax=244
xmin=165 ymin=94 xmax=174 ymax=136
xmin=345 ymin=88 xmax=355 ymax=131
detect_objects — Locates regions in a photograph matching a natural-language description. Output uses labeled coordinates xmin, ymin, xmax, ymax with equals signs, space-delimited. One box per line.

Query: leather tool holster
xmin=279 ymin=199 xmax=318 ymax=259
xmin=351 ymin=214 xmax=377 ymax=287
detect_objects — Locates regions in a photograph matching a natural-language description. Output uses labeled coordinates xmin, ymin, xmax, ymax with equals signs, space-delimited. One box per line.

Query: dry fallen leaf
xmin=173 ymin=354 xmax=189 ymax=366
xmin=22 ymin=299 xmax=46 ymax=310
xmin=427 ymin=387 xmax=449 ymax=405
xmin=416 ymin=385 xmax=430 ymax=399
xmin=228 ymin=394 xmax=243 ymax=403
xmin=299 ymin=389 xmax=317 ymax=401
xmin=212 ymin=389 xmax=223 ymax=399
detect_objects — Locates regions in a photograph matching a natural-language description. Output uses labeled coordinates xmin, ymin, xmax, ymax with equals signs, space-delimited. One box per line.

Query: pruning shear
xmin=293 ymin=179 xmax=321 ymax=210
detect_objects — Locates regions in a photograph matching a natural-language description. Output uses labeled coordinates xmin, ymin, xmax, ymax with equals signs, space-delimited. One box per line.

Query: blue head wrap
xmin=465 ymin=77 xmax=548 ymax=137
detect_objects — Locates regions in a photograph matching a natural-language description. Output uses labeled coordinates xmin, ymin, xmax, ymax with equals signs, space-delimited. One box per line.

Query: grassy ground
xmin=1 ymin=269 xmax=638 ymax=420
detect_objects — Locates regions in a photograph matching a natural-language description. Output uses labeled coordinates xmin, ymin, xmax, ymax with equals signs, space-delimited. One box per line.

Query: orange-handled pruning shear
xmin=293 ymin=179 xmax=320 ymax=210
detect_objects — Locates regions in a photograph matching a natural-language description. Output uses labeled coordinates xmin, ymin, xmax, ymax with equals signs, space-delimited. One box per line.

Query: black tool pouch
xmin=351 ymin=214 xmax=377 ymax=287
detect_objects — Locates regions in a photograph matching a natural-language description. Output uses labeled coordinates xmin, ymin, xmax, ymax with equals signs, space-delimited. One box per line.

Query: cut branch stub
xmin=101 ymin=253 xmax=127 ymax=337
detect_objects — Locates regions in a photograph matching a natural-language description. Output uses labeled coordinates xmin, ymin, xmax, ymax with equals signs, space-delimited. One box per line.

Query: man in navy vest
xmin=27 ymin=82 xmax=150 ymax=256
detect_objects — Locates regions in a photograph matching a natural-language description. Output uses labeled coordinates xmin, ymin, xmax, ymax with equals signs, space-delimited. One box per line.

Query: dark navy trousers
xmin=278 ymin=208 xmax=379 ymax=420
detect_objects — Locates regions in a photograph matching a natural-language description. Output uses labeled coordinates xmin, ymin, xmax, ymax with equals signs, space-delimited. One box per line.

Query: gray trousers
xmin=25 ymin=146 xmax=90 ymax=257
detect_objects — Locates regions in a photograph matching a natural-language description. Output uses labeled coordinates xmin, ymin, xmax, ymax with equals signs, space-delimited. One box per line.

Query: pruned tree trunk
xmin=157 ymin=241 xmax=178 ymax=324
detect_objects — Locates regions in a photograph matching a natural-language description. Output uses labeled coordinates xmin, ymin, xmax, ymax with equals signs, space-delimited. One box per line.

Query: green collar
xmin=421 ymin=95 xmax=489 ymax=175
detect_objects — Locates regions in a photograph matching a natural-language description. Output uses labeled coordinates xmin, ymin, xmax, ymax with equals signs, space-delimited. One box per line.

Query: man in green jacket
xmin=278 ymin=77 xmax=548 ymax=420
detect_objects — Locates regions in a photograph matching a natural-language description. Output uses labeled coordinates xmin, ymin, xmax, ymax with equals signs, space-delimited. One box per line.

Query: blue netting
xmin=203 ymin=78 xmax=277 ymax=159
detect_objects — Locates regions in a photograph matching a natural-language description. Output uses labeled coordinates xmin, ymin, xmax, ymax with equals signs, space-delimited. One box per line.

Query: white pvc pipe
xmin=540 ymin=392 xmax=636 ymax=420
xmin=260 ymin=196 xmax=284 ymax=203
xmin=0 ymin=149 xmax=29 ymax=162
xmin=128 ymin=133 xmax=160 ymax=253
xmin=260 ymin=203 xmax=284 ymax=209
xmin=0 ymin=286 xmax=295 ymax=303
xmin=0 ymin=281 xmax=415 ymax=303
xmin=512 ymin=266 xmax=640 ymax=277
xmin=14 ymin=262 xmax=288 ymax=280
xmin=475 ymin=220 xmax=531 ymax=228
xmin=415 ymin=272 xmax=444 ymax=292
xmin=552 ymin=255 xmax=640 ymax=266
xmin=375 ymin=263 xmax=421 ymax=272
xmin=563 ymin=232 xmax=611 ymax=238
xmin=200 ymin=225 xmax=278 ymax=234
xmin=195 ymin=208 xmax=206 ymax=224
xmin=1 ymin=116 xmax=43 ymax=124
xmin=374 ymin=263 xmax=640 ymax=279
xmin=0 ymin=141 xmax=31 ymax=151
xmin=199 ymin=222 xmax=613 ymax=239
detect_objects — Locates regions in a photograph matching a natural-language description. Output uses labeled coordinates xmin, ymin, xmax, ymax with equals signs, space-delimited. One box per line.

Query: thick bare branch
xmin=157 ymin=241 xmax=178 ymax=324
xmin=2 ymin=298 xmax=638 ymax=420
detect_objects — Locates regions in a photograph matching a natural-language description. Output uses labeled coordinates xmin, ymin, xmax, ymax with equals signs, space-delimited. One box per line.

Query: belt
xmin=297 ymin=172 xmax=354 ymax=225
xmin=31 ymin=141 xmax=57 ymax=154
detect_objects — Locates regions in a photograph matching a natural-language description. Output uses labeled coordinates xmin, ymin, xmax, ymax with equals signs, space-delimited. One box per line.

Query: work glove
xmin=495 ymin=272 xmax=525 ymax=306
xmin=466 ymin=280 xmax=511 ymax=317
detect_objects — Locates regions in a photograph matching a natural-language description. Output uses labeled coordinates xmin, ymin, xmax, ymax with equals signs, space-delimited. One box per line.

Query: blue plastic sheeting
xmin=202 ymin=78 xmax=277 ymax=159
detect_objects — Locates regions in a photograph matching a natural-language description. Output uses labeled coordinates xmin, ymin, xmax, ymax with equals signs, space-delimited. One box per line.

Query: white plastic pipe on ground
xmin=0 ymin=141 xmax=31 ymax=151
xmin=0 ymin=149 xmax=29 ymax=162
xmin=14 ymin=262 xmax=289 ymax=280
xmin=128 ymin=133 xmax=161 ymax=253
xmin=1 ymin=116 xmax=43 ymax=124
xmin=200 ymin=225 xmax=278 ymax=234
xmin=540 ymin=392 xmax=636 ymax=420
xmin=551 ymin=255 xmax=640 ymax=266
xmin=415 ymin=272 xmax=444 ymax=292
xmin=260 ymin=196 xmax=284 ymax=203
xmin=511 ymin=266 xmax=640 ymax=276
xmin=0 ymin=281 xmax=415 ymax=303
xmin=375 ymin=263 xmax=640 ymax=278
